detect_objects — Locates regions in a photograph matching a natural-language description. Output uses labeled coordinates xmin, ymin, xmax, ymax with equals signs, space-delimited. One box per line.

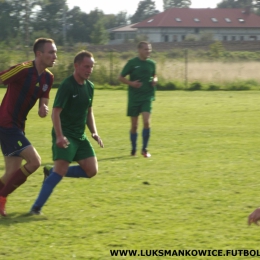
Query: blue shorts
xmin=0 ymin=127 xmax=31 ymax=156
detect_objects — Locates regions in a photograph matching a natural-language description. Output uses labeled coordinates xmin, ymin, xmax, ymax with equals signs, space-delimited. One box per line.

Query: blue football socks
xmin=31 ymin=172 xmax=62 ymax=210
xmin=142 ymin=128 xmax=150 ymax=151
xmin=47 ymin=166 xmax=89 ymax=178
xmin=66 ymin=165 xmax=89 ymax=178
xmin=130 ymin=132 xmax=138 ymax=151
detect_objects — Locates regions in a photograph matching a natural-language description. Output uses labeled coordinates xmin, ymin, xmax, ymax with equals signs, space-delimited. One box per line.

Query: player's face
xmin=139 ymin=44 xmax=152 ymax=60
xmin=40 ymin=42 xmax=57 ymax=68
xmin=75 ymin=57 xmax=94 ymax=80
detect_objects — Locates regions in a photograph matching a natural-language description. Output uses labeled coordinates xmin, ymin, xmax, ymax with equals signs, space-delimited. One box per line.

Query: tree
xmin=115 ymin=11 xmax=130 ymax=26
xmin=217 ymin=0 xmax=257 ymax=8
xmin=66 ymin=7 xmax=89 ymax=43
xmin=32 ymin=0 xmax=68 ymax=45
xmin=217 ymin=0 xmax=260 ymax=15
xmin=2 ymin=0 xmax=46 ymax=46
xmin=163 ymin=0 xmax=191 ymax=10
xmin=131 ymin=0 xmax=159 ymax=23
xmin=0 ymin=1 xmax=19 ymax=42
xmin=90 ymin=20 xmax=109 ymax=44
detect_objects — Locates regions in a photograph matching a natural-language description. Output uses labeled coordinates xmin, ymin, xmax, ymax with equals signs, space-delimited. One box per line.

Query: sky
xmin=66 ymin=0 xmax=222 ymax=15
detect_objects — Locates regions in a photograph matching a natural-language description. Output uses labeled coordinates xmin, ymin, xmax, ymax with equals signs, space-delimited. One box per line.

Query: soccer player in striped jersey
xmin=0 ymin=38 xmax=57 ymax=216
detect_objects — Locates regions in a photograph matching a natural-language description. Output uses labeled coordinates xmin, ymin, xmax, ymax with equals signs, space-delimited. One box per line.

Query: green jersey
xmin=53 ymin=75 xmax=94 ymax=140
xmin=121 ymin=57 xmax=156 ymax=102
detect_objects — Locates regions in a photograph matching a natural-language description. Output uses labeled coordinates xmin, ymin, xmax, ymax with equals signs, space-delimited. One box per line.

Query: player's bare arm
xmin=38 ymin=98 xmax=49 ymax=118
xmin=52 ymin=107 xmax=70 ymax=148
xmin=86 ymin=107 xmax=104 ymax=148
xmin=118 ymin=75 xmax=142 ymax=88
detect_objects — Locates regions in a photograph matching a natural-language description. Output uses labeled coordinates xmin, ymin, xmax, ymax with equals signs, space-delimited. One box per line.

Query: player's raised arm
xmin=38 ymin=97 xmax=49 ymax=118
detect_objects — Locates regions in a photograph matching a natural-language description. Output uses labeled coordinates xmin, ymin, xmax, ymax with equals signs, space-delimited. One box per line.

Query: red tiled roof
xmin=133 ymin=8 xmax=260 ymax=28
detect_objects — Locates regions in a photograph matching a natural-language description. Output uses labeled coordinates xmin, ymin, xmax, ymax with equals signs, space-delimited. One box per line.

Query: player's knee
xmin=144 ymin=122 xmax=150 ymax=128
xmin=131 ymin=125 xmax=138 ymax=132
xmin=86 ymin=166 xmax=98 ymax=178
xmin=28 ymin=156 xmax=41 ymax=171
xmin=87 ymin=171 xmax=97 ymax=178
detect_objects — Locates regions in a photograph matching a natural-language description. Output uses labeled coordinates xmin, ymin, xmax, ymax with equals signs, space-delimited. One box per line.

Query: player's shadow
xmin=0 ymin=212 xmax=48 ymax=225
xmin=98 ymin=155 xmax=137 ymax=161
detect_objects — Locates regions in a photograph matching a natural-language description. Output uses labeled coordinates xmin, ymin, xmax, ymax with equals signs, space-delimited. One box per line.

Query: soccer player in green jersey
xmin=118 ymin=41 xmax=157 ymax=157
xmin=30 ymin=50 xmax=103 ymax=215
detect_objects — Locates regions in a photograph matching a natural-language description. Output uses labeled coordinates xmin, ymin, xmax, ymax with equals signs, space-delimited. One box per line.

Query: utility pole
xmin=185 ymin=49 xmax=188 ymax=89
xmin=63 ymin=1 xmax=67 ymax=46
xmin=25 ymin=0 xmax=29 ymax=59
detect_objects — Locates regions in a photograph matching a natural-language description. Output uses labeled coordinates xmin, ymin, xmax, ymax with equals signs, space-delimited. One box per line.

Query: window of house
xmin=164 ymin=35 xmax=169 ymax=42
xmin=147 ymin=19 xmax=154 ymax=23
xmin=240 ymin=36 xmax=244 ymax=41
xmin=238 ymin=18 xmax=245 ymax=22
xmin=173 ymin=35 xmax=178 ymax=42
xmin=225 ymin=18 xmax=231 ymax=22
xmin=223 ymin=36 xmax=227 ymax=41
xmin=211 ymin=18 xmax=218 ymax=22
xmin=232 ymin=36 xmax=236 ymax=41
xmin=194 ymin=28 xmax=200 ymax=34
xmin=194 ymin=18 xmax=200 ymax=22
xmin=182 ymin=35 xmax=185 ymax=40
xmin=175 ymin=18 xmax=181 ymax=22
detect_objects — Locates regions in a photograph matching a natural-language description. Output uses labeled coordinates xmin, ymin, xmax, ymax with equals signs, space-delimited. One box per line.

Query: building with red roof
xmin=110 ymin=8 xmax=260 ymax=44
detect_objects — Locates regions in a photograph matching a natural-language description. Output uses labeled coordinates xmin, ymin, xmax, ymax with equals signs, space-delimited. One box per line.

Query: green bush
xmin=157 ymin=81 xmax=177 ymax=90
xmin=188 ymin=81 xmax=203 ymax=91
xmin=207 ymin=84 xmax=221 ymax=91
xmin=226 ymin=83 xmax=250 ymax=91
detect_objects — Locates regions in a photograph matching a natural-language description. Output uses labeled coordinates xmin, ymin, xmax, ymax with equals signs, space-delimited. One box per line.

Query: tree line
xmin=0 ymin=0 xmax=260 ymax=46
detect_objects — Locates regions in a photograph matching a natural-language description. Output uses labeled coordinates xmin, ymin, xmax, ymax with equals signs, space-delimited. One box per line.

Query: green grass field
xmin=1 ymin=89 xmax=260 ymax=259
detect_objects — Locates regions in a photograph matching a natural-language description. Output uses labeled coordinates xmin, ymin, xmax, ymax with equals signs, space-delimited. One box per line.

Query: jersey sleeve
xmin=88 ymin=81 xmax=94 ymax=107
xmin=120 ymin=60 xmax=133 ymax=77
xmin=0 ymin=64 xmax=27 ymax=85
xmin=153 ymin=61 xmax=156 ymax=76
xmin=41 ymin=72 xmax=54 ymax=99
xmin=53 ymin=80 xmax=71 ymax=108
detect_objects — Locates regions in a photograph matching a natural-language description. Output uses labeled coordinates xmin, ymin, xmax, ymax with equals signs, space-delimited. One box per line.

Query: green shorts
xmin=127 ymin=100 xmax=152 ymax=117
xmin=52 ymin=135 xmax=95 ymax=163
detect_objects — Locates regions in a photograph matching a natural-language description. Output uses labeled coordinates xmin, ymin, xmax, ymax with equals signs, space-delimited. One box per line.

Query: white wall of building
xmin=136 ymin=27 xmax=260 ymax=43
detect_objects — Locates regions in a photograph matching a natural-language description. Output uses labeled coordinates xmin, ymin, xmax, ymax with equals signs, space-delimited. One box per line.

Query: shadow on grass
xmin=98 ymin=155 xmax=137 ymax=161
xmin=0 ymin=212 xmax=48 ymax=225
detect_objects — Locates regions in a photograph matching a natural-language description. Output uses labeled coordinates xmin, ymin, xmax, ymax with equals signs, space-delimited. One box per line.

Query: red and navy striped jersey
xmin=0 ymin=61 xmax=53 ymax=130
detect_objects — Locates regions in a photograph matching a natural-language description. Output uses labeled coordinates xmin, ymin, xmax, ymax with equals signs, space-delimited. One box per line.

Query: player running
xmin=0 ymin=38 xmax=57 ymax=216
xmin=118 ymin=41 xmax=157 ymax=158
xmin=30 ymin=50 xmax=103 ymax=215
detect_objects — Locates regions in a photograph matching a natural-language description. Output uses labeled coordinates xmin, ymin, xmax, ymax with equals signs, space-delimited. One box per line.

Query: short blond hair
xmin=137 ymin=41 xmax=150 ymax=49
xmin=74 ymin=50 xmax=94 ymax=64
xmin=33 ymin=38 xmax=55 ymax=54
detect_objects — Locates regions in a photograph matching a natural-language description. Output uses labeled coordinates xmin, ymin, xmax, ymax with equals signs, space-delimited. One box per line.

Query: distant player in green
xmin=119 ymin=41 xmax=157 ymax=157
xmin=30 ymin=50 xmax=103 ymax=215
